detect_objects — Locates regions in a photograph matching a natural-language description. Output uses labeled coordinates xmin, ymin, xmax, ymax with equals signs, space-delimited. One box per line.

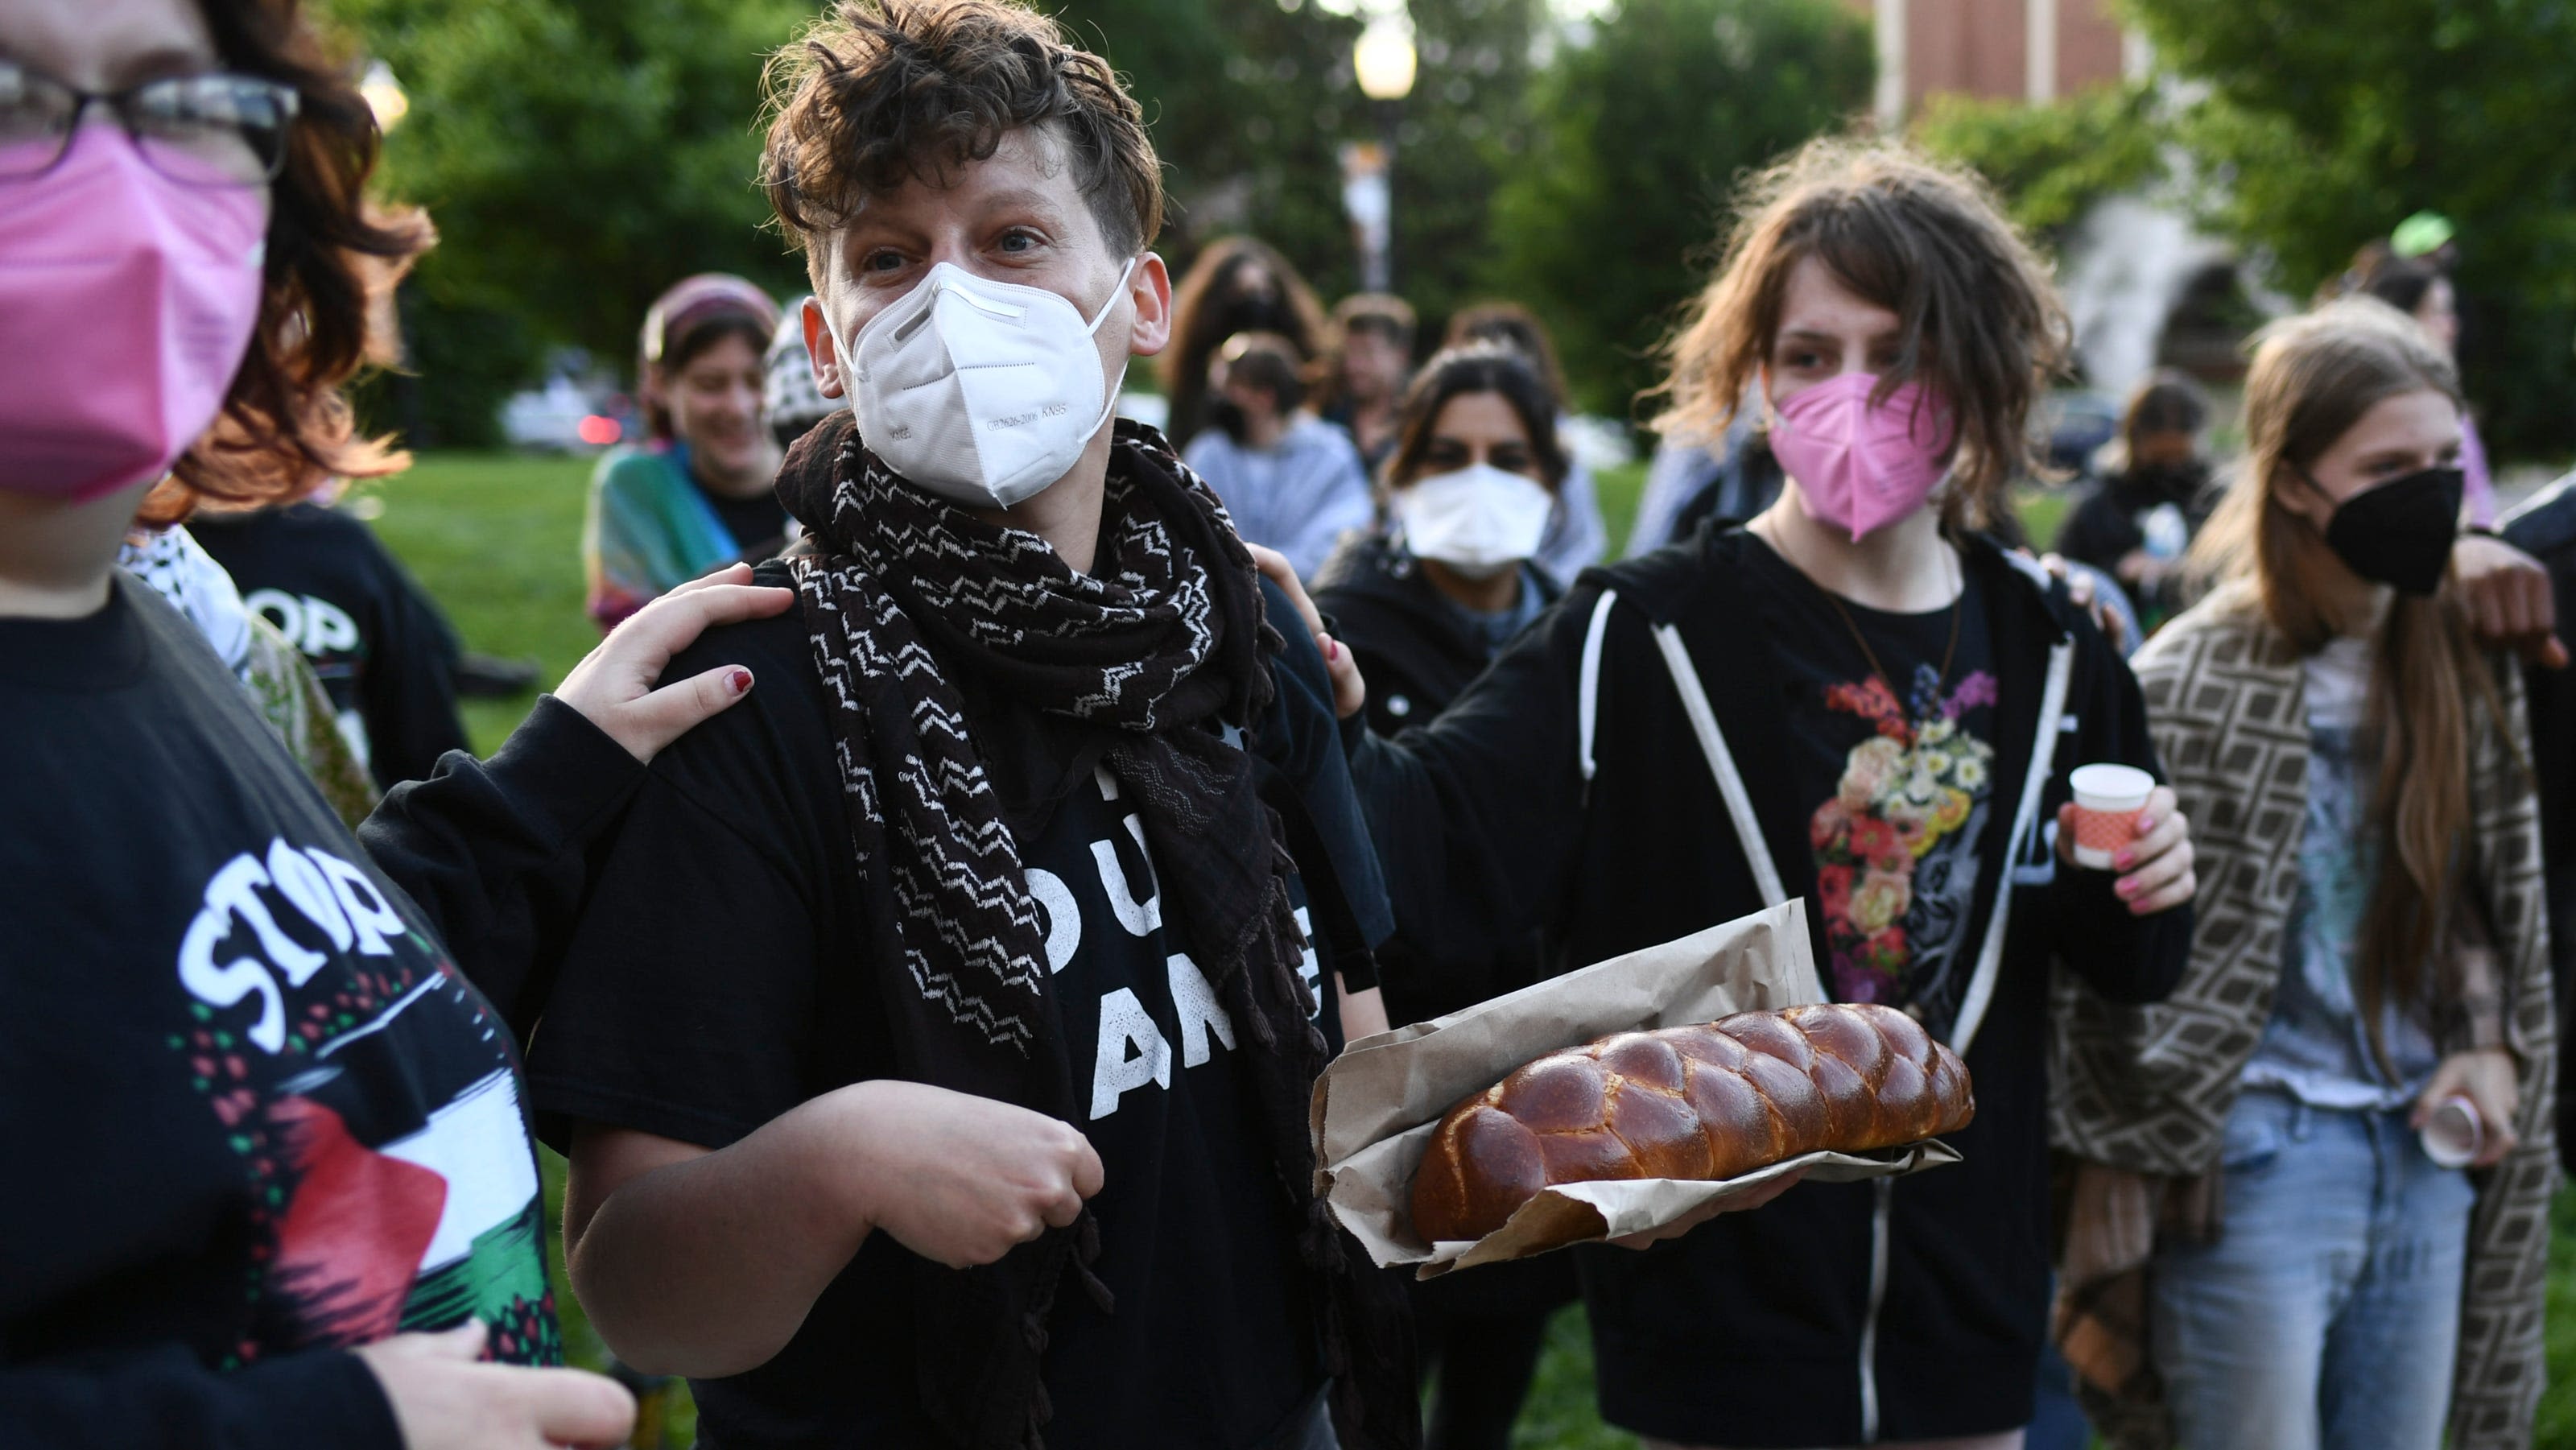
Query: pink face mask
xmin=1768 ymin=371 xmax=1957 ymax=543
xmin=0 ymin=128 xmax=268 ymax=500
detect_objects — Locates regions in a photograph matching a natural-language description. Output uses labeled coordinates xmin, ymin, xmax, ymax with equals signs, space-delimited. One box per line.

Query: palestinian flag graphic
xmin=252 ymin=971 xmax=556 ymax=1364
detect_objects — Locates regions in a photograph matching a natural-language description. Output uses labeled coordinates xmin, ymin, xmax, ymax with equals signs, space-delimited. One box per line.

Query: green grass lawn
xmin=369 ymin=451 xmax=2574 ymax=1447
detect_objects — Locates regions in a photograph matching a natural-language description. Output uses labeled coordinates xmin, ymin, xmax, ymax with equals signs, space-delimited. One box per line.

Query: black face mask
xmin=1224 ymin=298 xmax=1293 ymax=337
xmin=2321 ymin=465 xmax=2464 ymax=596
xmin=2128 ymin=459 xmax=2209 ymax=506
xmin=1207 ymin=396 xmax=1250 ymax=442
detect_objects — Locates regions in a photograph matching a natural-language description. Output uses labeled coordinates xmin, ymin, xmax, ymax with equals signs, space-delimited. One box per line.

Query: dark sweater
xmin=1314 ymin=533 xmax=1559 ymax=1026
xmin=1346 ymin=526 xmax=2189 ymax=1444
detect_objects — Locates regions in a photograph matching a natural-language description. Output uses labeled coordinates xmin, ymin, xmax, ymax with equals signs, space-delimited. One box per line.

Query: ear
xmin=803 ymin=295 xmax=845 ymax=400
xmin=1122 ymin=254 xmax=1176 ymax=359
xmin=2272 ymin=464 xmax=2336 ymax=531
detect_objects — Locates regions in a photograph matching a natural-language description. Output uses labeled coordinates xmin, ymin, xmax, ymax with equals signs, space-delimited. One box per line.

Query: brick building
xmin=1856 ymin=0 xmax=2149 ymax=126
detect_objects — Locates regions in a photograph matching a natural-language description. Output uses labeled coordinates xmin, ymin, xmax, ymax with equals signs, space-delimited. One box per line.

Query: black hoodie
xmin=1314 ymin=533 xmax=1559 ymax=1026
xmin=1346 ymin=523 xmax=2189 ymax=1445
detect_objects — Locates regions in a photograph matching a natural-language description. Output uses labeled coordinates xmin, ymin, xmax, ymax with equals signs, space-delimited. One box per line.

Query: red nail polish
xmin=730 ymin=669 xmax=753 ymax=695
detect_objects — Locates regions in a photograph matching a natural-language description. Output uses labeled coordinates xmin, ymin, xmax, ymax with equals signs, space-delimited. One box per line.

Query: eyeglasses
xmin=0 ymin=61 xmax=300 ymax=187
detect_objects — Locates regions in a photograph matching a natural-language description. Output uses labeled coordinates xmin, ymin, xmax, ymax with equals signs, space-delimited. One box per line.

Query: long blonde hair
xmin=2188 ymin=299 xmax=2505 ymax=1054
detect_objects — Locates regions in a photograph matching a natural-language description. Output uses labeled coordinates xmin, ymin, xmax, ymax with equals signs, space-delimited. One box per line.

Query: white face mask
xmin=1392 ymin=462 xmax=1555 ymax=580
xmin=831 ymin=258 xmax=1136 ymax=509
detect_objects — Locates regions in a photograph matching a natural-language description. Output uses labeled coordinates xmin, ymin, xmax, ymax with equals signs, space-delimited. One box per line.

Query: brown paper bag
xmin=1311 ymin=900 xmax=1962 ymax=1276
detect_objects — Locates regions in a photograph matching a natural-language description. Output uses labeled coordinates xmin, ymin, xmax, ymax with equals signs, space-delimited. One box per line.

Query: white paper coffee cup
xmin=2421 ymin=1095 xmax=2482 ymax=1170
xmin=2067 ymin=763 xmax=2156 ymax=870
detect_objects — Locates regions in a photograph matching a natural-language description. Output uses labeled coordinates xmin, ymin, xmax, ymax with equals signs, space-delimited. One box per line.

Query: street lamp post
xmin=359 ymin=60 xmax=410 ymax=134
xmin=1351 ymin=17 xmax=1417 ymax=293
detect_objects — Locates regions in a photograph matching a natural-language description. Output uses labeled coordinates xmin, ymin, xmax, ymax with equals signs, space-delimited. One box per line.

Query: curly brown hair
xmin=762 ymin=0 xmax=1163 ymax=281
xmin=1649 ymin=138 xmax=2070 ymax=530
xmin=134 ymin=0 xmax=433 ymax=527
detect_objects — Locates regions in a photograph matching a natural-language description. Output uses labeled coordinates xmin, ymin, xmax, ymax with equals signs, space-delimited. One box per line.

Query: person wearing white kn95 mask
xmin=526 ymin=5 xmax=1418 ymax=1449
xmin=828 ymin=254 xmax=1137 ymax=511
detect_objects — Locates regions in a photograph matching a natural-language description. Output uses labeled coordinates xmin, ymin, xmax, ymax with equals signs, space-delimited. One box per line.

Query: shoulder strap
xmin=1947 ymin=636 xmax=2075 ymax=1055
xmin=1651 ymin=623 xmax=1790 ymax=909
xmin=1579 ymin=590 xmax=1618 ymax=783
xmin=1576 ymin=587 xmax=1787 ymax=907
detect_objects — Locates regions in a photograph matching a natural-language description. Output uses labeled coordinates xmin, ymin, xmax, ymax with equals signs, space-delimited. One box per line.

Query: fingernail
xmin=1326 ymin=638 xmax=1340 ymax=660
xmin=2114 ymin=849 xmax=2135 ymax=870
xmin=730 ymin=669 xmax=753 ymax=695
xmin=2115 ymin=877 xmax=2138 ymax=897
xmin=2135 ymin=815 xmax=2157 ymax=834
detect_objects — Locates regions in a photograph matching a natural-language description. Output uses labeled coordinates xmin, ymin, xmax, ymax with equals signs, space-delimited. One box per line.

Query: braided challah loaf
xmin=1410 ymin=1002 xmax=1974 ymax=1242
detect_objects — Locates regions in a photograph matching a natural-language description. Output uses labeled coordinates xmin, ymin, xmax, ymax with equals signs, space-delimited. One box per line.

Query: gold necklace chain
xmin=1758 ymin=514 xmax=1963 ymax=700
xmin=1819 ymin=579 xmax=1960 ymax=704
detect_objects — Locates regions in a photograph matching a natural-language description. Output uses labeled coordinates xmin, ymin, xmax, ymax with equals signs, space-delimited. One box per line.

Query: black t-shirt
xmin=696 ymin=481 xmax=791 ymax=560
xmin=190 ymin=503 xmax=471 ymax=788
xmin=526 ymin=565 xmax=1372 ymax=1450
xmin=1 ymin=577 xmax=558 ymax=1444
xmin=1739 ymin=543 xmax=2000 ymax=1039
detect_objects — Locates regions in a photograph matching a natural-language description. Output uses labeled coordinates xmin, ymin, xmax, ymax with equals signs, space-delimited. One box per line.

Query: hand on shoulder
xmin=1248 ymin=543 xmax=1365 ymax=721
xmin=2453 ymin=533 xmax=2566 ymax=670
xmin=555 ymin=564 xmax=796 ymax=762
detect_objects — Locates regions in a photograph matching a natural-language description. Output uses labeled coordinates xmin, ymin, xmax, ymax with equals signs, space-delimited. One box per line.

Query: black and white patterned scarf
xmin=777 ymin=411 xmax=1415 ymax=1450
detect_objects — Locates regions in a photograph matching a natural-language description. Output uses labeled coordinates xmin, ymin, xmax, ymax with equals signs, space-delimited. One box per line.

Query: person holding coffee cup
xmin=2052 ymin=299 xmax=2555 ymax=1450
xmin=2066 ymin=762 xmax=2157 ymax=870
xmin=1270 ymin=138 xmax=2198 ymax=1450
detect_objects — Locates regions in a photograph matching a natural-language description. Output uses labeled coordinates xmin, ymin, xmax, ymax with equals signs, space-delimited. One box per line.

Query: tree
xmin=338 ymin=0 xmax=1552 ymax=440
xmin=1062 ymin=0 xmax=1551 ymax=331
xmin=2123 ymin=0 xmax=2576 ymax=456
xmin=1480 ymin=0 xmax=1873 ymax=422
xmin=1057 ymin=0 xmax=1365 ymax=304
xmin=339 ymin=0 xmax=815 ymax=442
xmin=1913 ymin=84 xmax=2170 ymax=248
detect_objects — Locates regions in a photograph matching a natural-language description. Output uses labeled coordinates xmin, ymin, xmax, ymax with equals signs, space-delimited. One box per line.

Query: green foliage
xmin=357 ymin=451 xmax=599 ymax=752
xmin=1040 ymin=0 xmax=1553 ymax=327
xmin=1913 ymin=84 xmax=2171 ymax=246
xmin=352 ymin=295 xmax=541 ymax=448
xmin=333 ymin=0 xmax=815 ymax=444
xmin=1058 ymin=0 xmax=1364 ymax=300
xmin=2123 ymin=0 xmax=2576 ymax=457
xmin=1480 ymin=0 xmax=1874 ymax=422
xmin=337 ymin=0 xmax=812 ymax=348
xmin=332 ymin=0 xmax=1558 ymax=438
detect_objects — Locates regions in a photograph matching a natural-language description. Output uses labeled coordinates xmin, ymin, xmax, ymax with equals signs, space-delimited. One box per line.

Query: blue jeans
xmin=2150 ymin=1090 xmax=2475 ymax=1450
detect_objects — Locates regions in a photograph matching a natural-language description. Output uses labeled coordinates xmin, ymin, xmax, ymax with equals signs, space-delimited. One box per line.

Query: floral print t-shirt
xmin=1744 ymin=544 xmax=2000 ymax=1037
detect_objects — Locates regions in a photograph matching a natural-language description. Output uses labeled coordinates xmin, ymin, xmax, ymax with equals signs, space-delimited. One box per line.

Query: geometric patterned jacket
xmin=2050 ymin=583 xmax=2559 ymax=1448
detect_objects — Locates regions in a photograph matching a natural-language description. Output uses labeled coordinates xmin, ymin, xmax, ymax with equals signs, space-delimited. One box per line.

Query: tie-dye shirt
xmin=2241 ymin=634 xmax=2442 ymax=1108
